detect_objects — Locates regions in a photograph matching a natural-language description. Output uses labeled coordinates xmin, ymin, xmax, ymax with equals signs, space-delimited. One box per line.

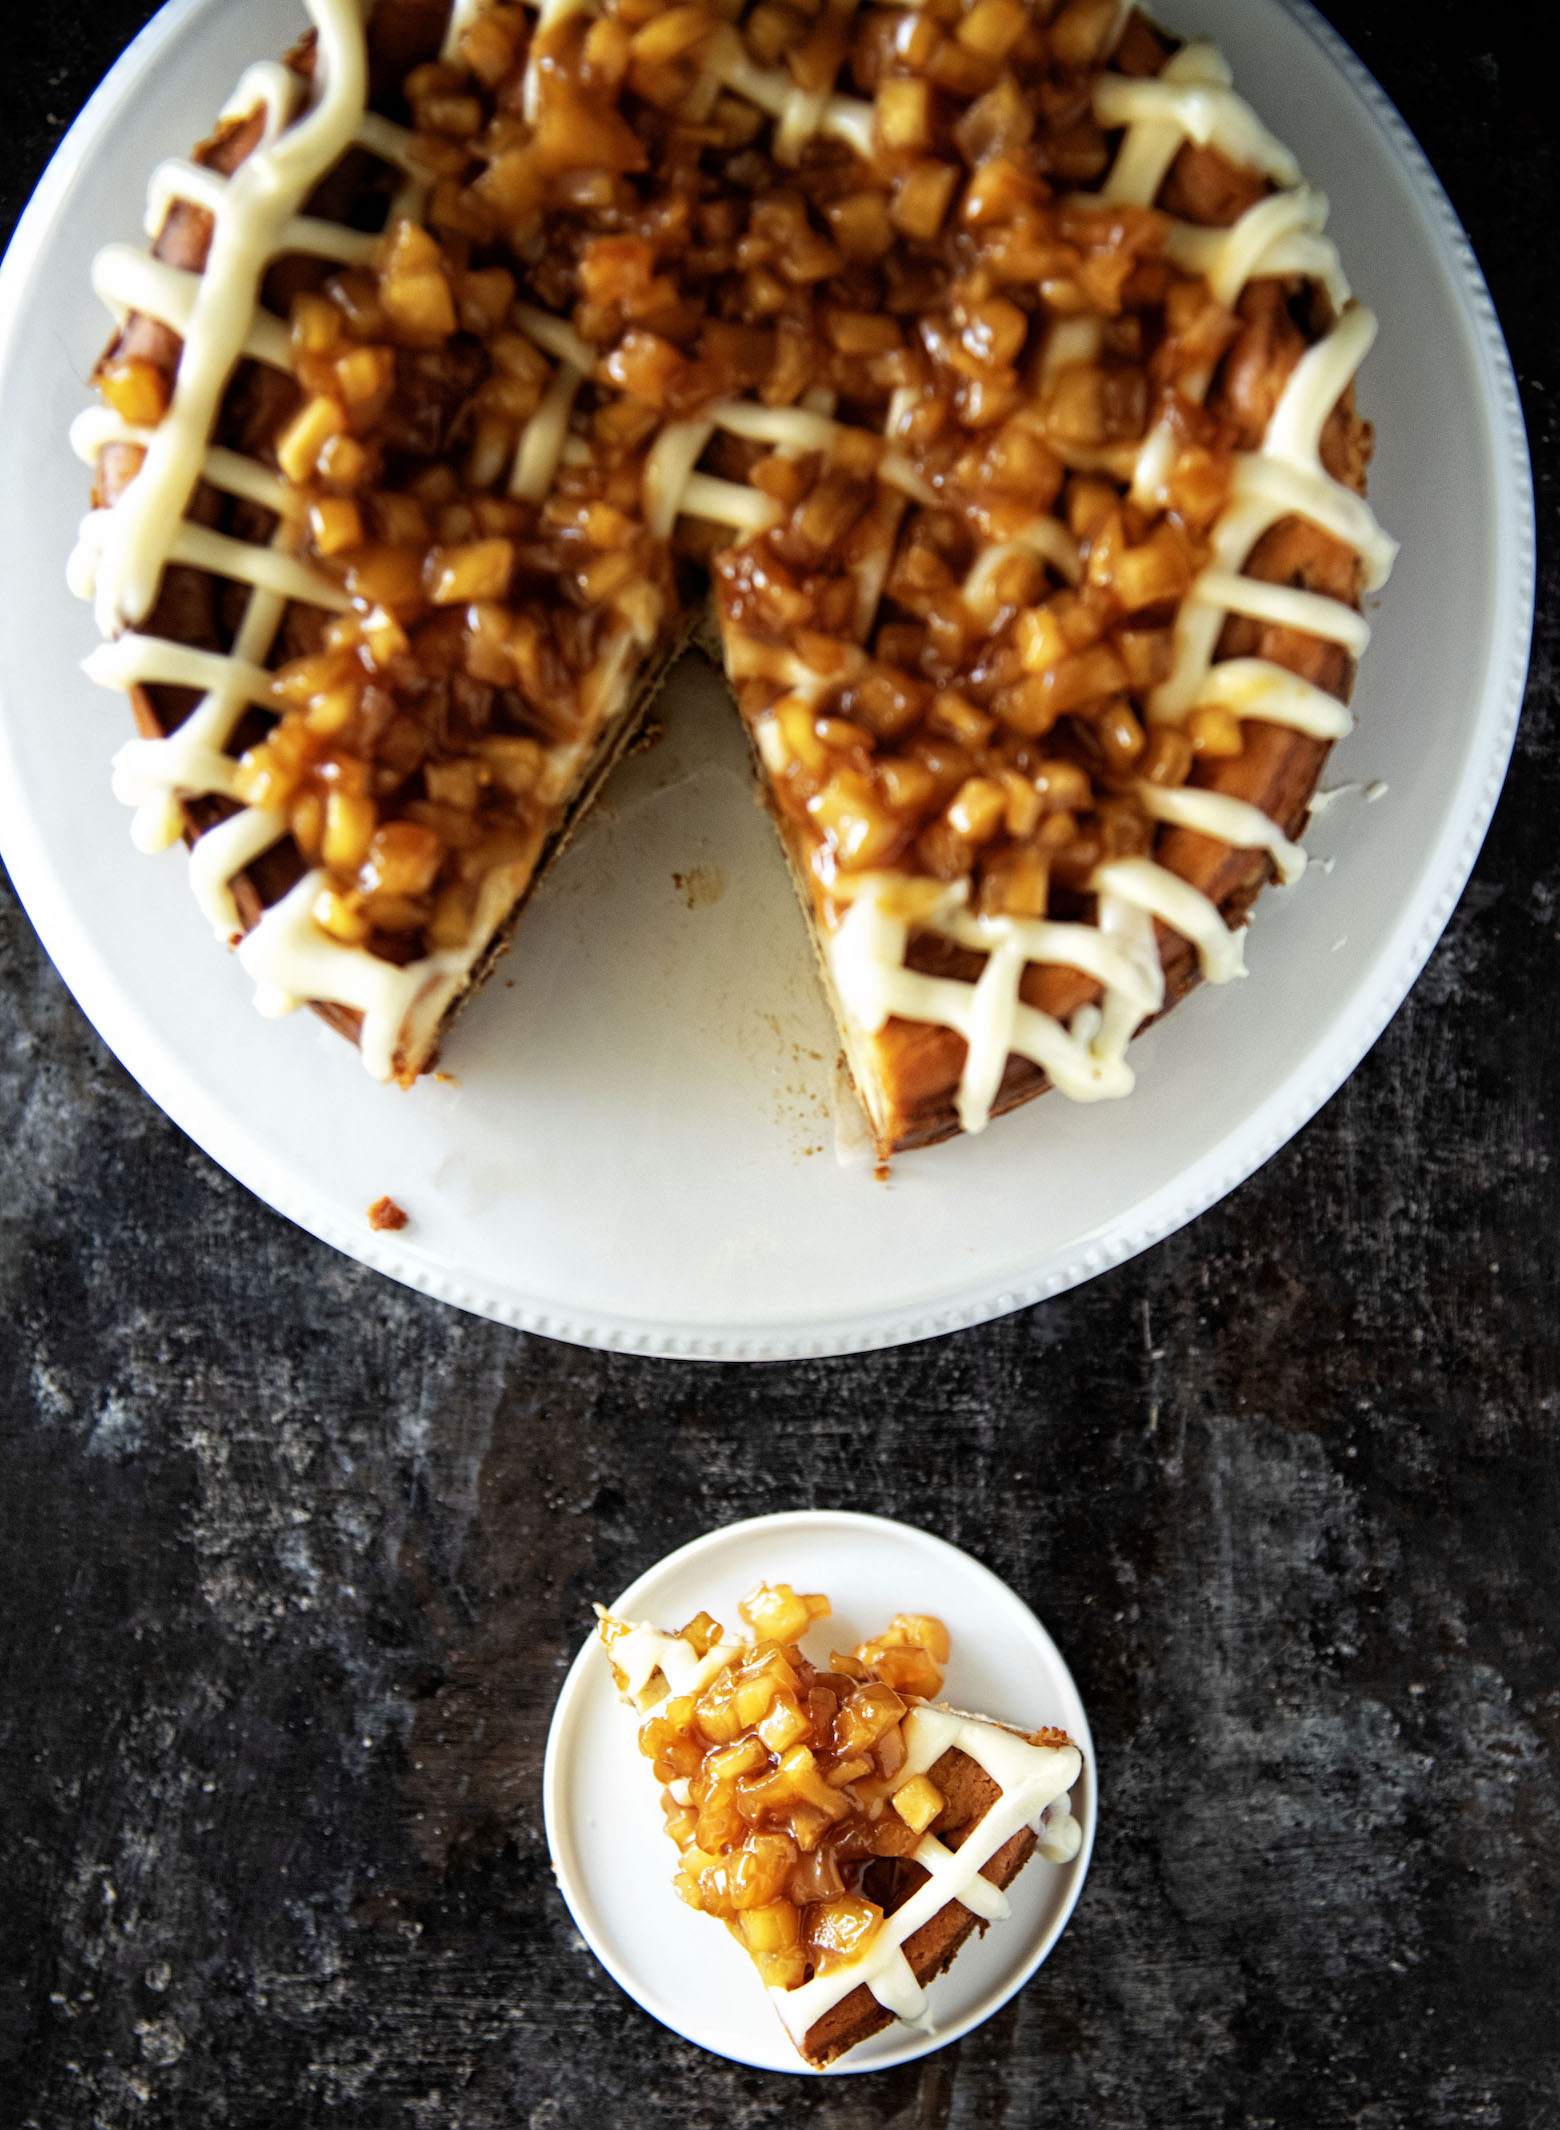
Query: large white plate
xmin=0 ymin=0 xmax=1532 ymax=1358
xmin=542 ymin=1509 xmax=1096 ymax=2074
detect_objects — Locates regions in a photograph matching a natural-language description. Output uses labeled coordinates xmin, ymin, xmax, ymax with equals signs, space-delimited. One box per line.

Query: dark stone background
xmin=2 ymin=5 xmax=1555 ymax=2125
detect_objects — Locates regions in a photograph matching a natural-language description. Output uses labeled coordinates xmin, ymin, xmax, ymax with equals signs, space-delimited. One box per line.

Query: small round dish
xmin=0 ymin=0 xmax=1533 ymax=1358
xmin=542 ymin=1509 xmax=1096 ymax=2075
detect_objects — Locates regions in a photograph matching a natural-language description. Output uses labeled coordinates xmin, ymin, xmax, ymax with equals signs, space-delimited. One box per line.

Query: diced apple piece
xmin=869 ymin=1646 xmax=945 ymax=1698
xmin=276 ymin=394 xmax=346 ymax=484
xmin=321 ymin=790 xmax=377 ymax=874
xmin=97 ymin=356 xmax=169 ymax=426
xmin=636 ymin=1716 xmax=704 ymax=1782
xmin=379 ymin=219 xmax=457 ymax=343
xmin=695 ymin=1792 xmax=746 ymax=1853
xmin=875 ymin=1720 xmax=907 ymax=1781
xmin=804 ymin=1894 xmax=884 ymax=1977
xmin=311 ymin=886 xmax=369 ymax=945
xmin=876 ymin=77 xmax=932 ymax=152
xmin=359 ymin=820 xmax=443 ymax=899
xmin=831 ymin=1683 xmax=906 ymax=1753
xmin=892 ymin=162 xmax=960 ymax=242
xmin=308 ymin=497 xmax=363 ymax=557
xmin=739 ymin=1582 xmax=829 ymax=1644
xmin=728 ymin=1834 xmax=797 ymax=1910
xmin=704 ymin=1734 xmax=768 ymax=1785
xmin=426 ymin=538 xmax=514 ymax=606
xmin=757 ymin=1692 xmax=812 ymax=1755
xmin=892 ymin=1773 xmax=945 ymax=1835
xmin=739 ymin=1898 xmax=799 ymax=1955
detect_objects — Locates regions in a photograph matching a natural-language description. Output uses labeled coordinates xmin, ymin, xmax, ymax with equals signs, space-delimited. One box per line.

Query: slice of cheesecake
xmin=597 ymin=1584 xmax=1082 ymax=2067
xmin=73 ymin=0 xmax=693 ymax=1083
xmin=698 ymin=12 xmax=1392 ymax=1152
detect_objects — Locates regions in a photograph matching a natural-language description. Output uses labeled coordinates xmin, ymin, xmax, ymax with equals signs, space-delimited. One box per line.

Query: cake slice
xmin=596 ymin=1584 xmax=1083 ymax=2067
xmin=694 ymin=16 xmax=1394 ymax=1152
xmin=71 ymin=0 xmax=694 ymax=1083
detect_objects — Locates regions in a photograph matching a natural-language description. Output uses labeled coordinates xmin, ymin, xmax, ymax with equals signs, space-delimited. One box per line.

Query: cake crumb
xmin=368 ymin=1196 xmax=408 ymax=1232
xmin=672 ymin=864 xmax=726 ymax=910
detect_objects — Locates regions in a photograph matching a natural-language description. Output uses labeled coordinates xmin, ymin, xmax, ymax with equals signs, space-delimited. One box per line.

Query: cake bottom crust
xmin=800 ymin=1744 xmax=1036 ymax=2070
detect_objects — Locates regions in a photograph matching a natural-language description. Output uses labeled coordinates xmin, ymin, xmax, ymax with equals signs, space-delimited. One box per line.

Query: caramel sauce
xmin=93 ymin=0 xmax=1255 ymax=977
xmin=605 ymin=1583 xmax=952 ymax=1990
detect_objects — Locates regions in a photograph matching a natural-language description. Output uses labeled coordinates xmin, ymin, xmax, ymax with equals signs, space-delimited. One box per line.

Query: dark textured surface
xmin=2 ymin=5 xmax=1556 ymax=2125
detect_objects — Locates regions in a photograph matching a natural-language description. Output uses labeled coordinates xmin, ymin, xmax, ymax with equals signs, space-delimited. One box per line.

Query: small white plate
xmin=0 ymin=0 xmax=1533 ymax=1357
xmin=542 ymin=1509 xmax=1096 ymax=2074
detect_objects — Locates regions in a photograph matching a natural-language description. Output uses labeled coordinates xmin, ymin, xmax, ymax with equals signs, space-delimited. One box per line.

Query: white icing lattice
xmin=595 ymin=1607 xmax=747 ymax=1709
xmin=785 ymin=26 xmax=1397 ymax=1136
xmin=445 ymin=0 xmax=878 ymax=162
xmin=76 ymin=3 xmax=363 ymax=639
xmin=767 ymin=1704 xmax=1082 ymax=2044
xmin=596 ymin=1610 xmax=1082 ymax=2050
xmin=70 ymin=1 xmax=647 ymax=1078
xmin=69 ymin=0 xmax=496 ymax=1077
xmin=70 ymin=0 xmax=1396 ymax=1110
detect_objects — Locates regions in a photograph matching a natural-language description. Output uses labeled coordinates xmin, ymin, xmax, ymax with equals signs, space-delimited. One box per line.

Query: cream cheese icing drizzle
xmin=80 ymin=4 xmax=364 ymax=639
xmin=70 ymin=0 xmax=1395 ymax=1112
xmin=236 ymin=869 xmax=467 ymax=1080
xmin=766 ymin=1708 xmax=1082 ymax=2046
xmin=767 ymin=20 xmax=1398 ymax=1136
xmin=594 ymin=1607 xmax=747 ymax=1710
xmin=596 ymin=1611 xmax=1083 ymax=2051
xmin=69 ymin=0 xmax=499 ymax=1069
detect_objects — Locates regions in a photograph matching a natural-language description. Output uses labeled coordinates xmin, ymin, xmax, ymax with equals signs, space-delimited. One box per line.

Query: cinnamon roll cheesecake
xmin=71 ymin=0 xmax=1394 ymax=1151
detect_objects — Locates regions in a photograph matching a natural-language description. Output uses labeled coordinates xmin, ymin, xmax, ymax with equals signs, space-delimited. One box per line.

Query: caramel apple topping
xmin=74 ymin=0 xmax=1388 ymax=1119
xmin=608 ymin=1582 xmax=957 ymax=1990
